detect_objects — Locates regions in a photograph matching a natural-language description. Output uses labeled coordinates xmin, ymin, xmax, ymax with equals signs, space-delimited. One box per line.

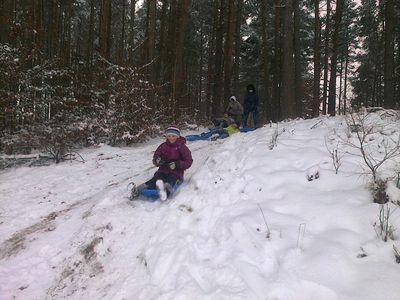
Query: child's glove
xmin=169 ymin=161 xmax=179 ymax=170
xmin=154 ymin=157 xmax=165 ymax=167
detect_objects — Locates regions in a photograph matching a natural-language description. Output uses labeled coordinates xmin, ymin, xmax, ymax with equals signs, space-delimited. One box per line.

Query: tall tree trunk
xmin=119 ymin=0 xmax=127 ymax=65
xmin=146 ymin=0 xmax=156 ymax=81
xmin=172 ymin=0 xmax=191 ymax=118
xmin=282 ymin=0 xmax=296 ymax=119
xmin=129 ymin=0 xmax=137 ymax=65
xmin=99 ymin=0 xmax=112 ymax=60
xmin=327 ymin=0 xmax=344 ymax=116
xmin=322 ymin=0 xmax=331 ymax=115
xmin=212 ymin=0 xmax=225 ymax=117
xmin=343 ymin=45 xmax=349 ymax=113
xmin=65 ymin=0 xmax=73 ymax=64
xmin=338 ymin=57 xmax=344 ymax=114
xmin=272 ymin=0 xmax=282 ymax=121
xmin=260 ymin=0 xmax=271 ymax=121
xmin=223 ymin=0 xmax=236 ymax=104
xmin=156 ymin=0 xmax=168 ymax=83
xmin=233 ymin=0 xmax=242 ymax=97
xmin=384 ymin=0 xmax=395 ymax=108
xmin=86 ymin=0 xmax=95 ymax=68
xmin=0 ymin=0 xmax=12 ymax=43
xmin=206 ymin=12 xmax=216 ymax=118
xmin=294 ymin=0 xmax=302 ymax=116
xmin=198 ymin=22 xmax=204 ymax=115
xmin=312 ymin=0 xmax=321 ymax=117
xmin=34 ymin=0 xmax=44 ymax=64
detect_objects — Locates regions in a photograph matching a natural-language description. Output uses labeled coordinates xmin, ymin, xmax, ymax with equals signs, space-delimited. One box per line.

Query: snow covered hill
xmin=1 ymin=113 xmax=400 ymax=300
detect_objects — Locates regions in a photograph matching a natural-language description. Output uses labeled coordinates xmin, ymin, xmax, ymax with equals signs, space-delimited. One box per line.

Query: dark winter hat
xmin=165 ymin=125 xmax=180 ymax=137
xmin=247 ymin=84 xmax=255 ymax=93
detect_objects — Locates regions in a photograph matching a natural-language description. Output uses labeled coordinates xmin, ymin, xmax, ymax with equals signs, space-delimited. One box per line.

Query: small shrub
xmin=373 ymin=203 xmax=395 ymax=242
xmin=370 ymin=178 xmax=389 ymax=204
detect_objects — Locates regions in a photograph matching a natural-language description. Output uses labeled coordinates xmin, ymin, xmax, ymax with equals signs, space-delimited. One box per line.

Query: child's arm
xmin=177 ymin=145 xmax=193 ymax=170
xmin=153 ymin=144 xmax=166 ymax=166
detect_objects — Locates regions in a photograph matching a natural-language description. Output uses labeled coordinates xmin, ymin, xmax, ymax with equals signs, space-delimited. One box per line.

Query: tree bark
xmin=312 ymin=0 xmax=321 ymax=117
xmin=322 ymin=0 xmax=331 ymax=115
xmin=172 ymin=0 xmax=191 ymax=118
xmin=223 ymin=0 xmax=236 ymax=104
xmin=86 ymin=0 xmax=95 ymax=68
xmin=282 ymin=0 xmax=296 ymax=119
xmin=99 ymin=0 xmax=112 ymax=60
xmin=212 ymin=0 xmax=225 ymax=117
xmin=119 ymin=0 xmax=127 ymax=65
xmin=384 ymin=0 xmax=395 ymax=108
xmin=233 ymin=0 xmax=242 ymax=97
xmin=129 ymin=0 xmax=137 ymax=65
xmin=272 ymin=0 xmax=282 ymax=121
xmin=327 ymin=0 xmax=344 ymax=116
xmin=261 ymin=0 xmax=271 ymax=121
xmin=294 ymin=0 xmax=302 ymax=116
xmin=146 ymin=0 xmax=157 ymax=81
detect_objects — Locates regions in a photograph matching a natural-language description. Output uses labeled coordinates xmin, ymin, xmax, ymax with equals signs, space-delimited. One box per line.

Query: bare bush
xmin=373 ymin=203 xmax=396 ymax=242
xmin=343 ymin=112 xmax=400 ymax=184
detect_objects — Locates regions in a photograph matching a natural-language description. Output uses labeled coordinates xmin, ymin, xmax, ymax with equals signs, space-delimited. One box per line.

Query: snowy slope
xmin=1 ymin=114 xmax=400 ymax=300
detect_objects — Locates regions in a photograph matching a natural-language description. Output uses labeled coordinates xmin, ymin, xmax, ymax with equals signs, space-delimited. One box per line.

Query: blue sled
xmin=185 ymin=127 xmax=256 ymax=142
xmin=140 ymin=184 xmax=181 ymax=201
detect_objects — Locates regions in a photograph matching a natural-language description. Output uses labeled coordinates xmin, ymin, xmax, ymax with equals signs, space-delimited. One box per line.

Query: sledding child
xmin=211 ymin=121 xmax=240 ymax=140
xmin=130 ymin=126 xmax=193 ymax=201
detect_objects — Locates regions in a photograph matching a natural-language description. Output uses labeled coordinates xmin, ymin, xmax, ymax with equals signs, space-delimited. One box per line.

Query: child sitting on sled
xmin=130 ymin=126 xmax=193 ymax=201
xmin=211 ymin=121 xmax=240 ymax=140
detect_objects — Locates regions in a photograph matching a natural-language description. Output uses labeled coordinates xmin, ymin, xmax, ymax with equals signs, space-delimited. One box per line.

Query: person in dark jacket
xmin=226 ymin=96 xmax=244 ymax=125
xmin=130 ymin=126 xmax=193 ymax=201
xmin=243 ymin=84 xmax=259 ymax=128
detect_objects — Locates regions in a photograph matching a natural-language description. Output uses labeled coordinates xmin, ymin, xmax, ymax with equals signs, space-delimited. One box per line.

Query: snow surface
xmin=1 ymin=114 xmax=400 ymax=300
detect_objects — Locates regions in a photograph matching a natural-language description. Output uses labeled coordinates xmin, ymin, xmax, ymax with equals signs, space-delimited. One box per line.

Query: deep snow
xmin=1 ymin=113 xmax=400 ymax=300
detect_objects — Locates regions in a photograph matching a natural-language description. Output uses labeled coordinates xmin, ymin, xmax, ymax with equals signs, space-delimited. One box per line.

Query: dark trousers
xmin=145 ymin=172 xmax=180 ymax=190
xmin=243 ymin=109 xmax=258 ymax=128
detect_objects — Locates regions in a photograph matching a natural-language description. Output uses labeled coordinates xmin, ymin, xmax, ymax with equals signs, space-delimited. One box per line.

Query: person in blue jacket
xmin=243 ymin=84 xmax=259 ymax=128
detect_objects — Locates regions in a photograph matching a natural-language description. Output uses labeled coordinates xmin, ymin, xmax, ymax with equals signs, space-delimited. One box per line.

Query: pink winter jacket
xmin=153 ymin=137 xmax=193 ymax=180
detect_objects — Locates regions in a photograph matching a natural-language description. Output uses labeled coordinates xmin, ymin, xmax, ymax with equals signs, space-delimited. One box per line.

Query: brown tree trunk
xmin=282 ymin=0 xmax=296 ymax=119
xmin=272 ymin=0 xmax=282 ymax=121
xmin=260 ymin=0 xmax=271 ymax=121
xmin=206 ymin=13 xmax=216 ymax=118
xmin=146 ymin=0 xmax=156 ymax=81
xmin=223 ymin=0 xmax=236 ymax=104
xmin=233 ymin=0 xmax=242 ymax=97
xmin=129 ymin=0 xmax=137 ymax=65
xmin=327 ymin=0 xmax=344 ymax=116
xmin=99 ymin=0 xmax=112 ymax=60
xmin=172 ymin=0 xmax=191 ymax=118
xmin=212 ymin=0 xmax=225 ymax=117
xmin=322 ymin=0 xmax=331 ymax=115
xmin=0 ymin=0 xmax=12 ymax=43
xmin=343 ymin=47 xmax=349 ymax=113
xmin=86 ymin=0 xmax=95 ymax=68
xmin=312 ymin=0 xmax=321 ymax=117
xmin=384 ymin=0 xmax=395 ymax=108
xmin=119 ymin=0 xmax=127 ymax=65
xmin=156 ymin=0 xmax=169 ymax=83
xmin=294 ymin=0 xmax=302 ymax=117
xmin=338 ymin=57 xmax=344 ymax=114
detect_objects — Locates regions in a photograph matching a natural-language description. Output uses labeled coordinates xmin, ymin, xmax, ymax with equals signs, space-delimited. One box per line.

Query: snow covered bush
xmin=343 ymin=111 xmax=400 ymax=192
xmin=373 ymin=203 xmax=396 ymax=242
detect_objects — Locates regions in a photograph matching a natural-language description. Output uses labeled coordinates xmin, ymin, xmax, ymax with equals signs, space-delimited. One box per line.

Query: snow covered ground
xmin=1 ymin=112 xmax=400 ymax=300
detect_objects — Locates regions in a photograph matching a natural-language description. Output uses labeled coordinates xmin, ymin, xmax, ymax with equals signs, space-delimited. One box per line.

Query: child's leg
xmin=157 ymin=173 xmax=180 ymax=198
xmin=143 ymin=172 xmax=163 ymax=190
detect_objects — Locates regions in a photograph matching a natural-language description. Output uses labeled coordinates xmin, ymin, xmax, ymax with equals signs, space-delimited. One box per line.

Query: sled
xmin=185 ymin=127 xmax=256 ymax=142
xmin=130 ymin=183 xmax=181 ymax=202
